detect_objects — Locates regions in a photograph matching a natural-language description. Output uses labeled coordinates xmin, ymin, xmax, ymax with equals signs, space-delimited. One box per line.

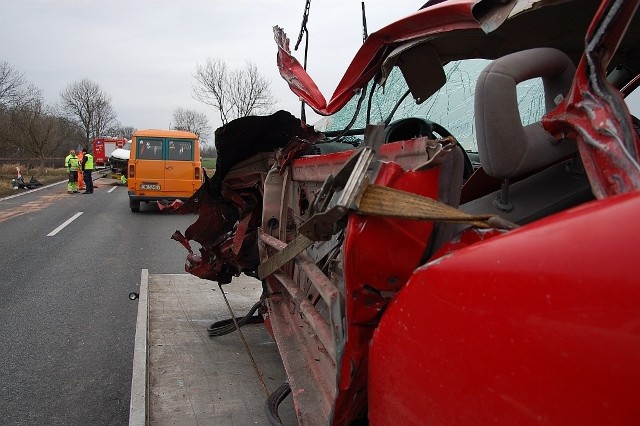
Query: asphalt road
xmin=0 ymin=175 xmax=198 ymax=425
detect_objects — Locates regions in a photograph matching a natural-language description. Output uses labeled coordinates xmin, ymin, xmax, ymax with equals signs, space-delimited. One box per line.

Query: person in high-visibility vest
xmin=64 ymin=149 xmax=80 ymax=194
xmin=81 ymin=148 xmax=94 ymax=194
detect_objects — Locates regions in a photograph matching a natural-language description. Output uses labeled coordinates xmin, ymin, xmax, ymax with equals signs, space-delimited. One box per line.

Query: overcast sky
xmin=2 ymin=1 xmax=638 ymax=137
xmin=1 ymin=1 xmax=420 ymax=133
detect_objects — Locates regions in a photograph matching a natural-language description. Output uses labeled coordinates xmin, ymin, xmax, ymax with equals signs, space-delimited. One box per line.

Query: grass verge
xmin=0 ymin=164 xmax=68 ymax=198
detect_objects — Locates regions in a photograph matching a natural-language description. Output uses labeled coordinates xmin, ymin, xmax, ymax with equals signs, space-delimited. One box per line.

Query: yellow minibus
xmin=127 ymin=129 xmax=202 ymax=212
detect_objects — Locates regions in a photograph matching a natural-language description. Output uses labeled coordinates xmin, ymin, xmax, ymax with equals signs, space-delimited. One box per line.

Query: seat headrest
xmin=475 ymin=48 xmax=578 ymax=179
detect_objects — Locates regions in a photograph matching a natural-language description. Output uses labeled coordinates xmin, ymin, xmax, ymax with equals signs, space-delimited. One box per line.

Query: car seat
xmin=460 ymin=47 xmax=593 ymax=224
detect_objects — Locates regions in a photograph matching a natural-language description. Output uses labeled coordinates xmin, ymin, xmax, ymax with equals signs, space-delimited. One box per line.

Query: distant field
xmin=202 ymin=157 xmax=216 ymax=173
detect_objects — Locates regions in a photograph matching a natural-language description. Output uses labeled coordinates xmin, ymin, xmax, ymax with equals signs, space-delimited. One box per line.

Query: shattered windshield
xmin=315 ymin=59 xmax=546 ymax=152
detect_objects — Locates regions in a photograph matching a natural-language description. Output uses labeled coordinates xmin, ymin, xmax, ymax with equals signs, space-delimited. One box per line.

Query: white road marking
xmin=108 ymin=186 xmax=117 ymax=193
xmin=0 ymin=180 xmax=67 ymax=202
xmin=47 ymin=212 xmax=83 ymax=237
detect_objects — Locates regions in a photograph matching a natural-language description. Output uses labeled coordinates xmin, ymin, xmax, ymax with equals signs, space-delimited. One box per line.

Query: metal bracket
xmin=258 ymin=124 xmax=384 ymax=278
xmin=299 ymin=124 xmax=384 ymax=241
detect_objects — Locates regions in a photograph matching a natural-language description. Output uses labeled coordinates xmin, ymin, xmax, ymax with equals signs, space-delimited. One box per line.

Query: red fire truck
xmin=92 ymin=137 xmax=127 ymax=168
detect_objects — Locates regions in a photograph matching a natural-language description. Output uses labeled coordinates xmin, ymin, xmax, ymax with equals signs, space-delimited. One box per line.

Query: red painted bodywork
xmin=272 ymin=0 xmax=640 ymax=424
xmin=541 ymin=1 xmax=640 ymax=198
xmin=369 ymin=192 xmax=640 ymax=425
xmin=275 ymin=0 xmax=478 ymax=116
xmin=335 ymin=162 xmax=439 ymax=423
xmin=173 ymin=0 xmax=640 ymax=424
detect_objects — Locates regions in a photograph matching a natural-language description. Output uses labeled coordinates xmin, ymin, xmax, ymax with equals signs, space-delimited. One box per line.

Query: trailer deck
xmin=129 ymin=270 xmax=296 ymax=425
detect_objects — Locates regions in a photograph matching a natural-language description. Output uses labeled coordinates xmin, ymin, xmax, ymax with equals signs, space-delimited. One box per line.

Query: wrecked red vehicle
xmin=172 ymin=0 xmax=640 ymax=424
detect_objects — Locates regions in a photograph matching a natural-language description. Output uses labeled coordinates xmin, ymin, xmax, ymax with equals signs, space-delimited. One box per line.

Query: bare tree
xmin=193 ymin=59 xmax=228 ymax=124
xmin=4 ymin=95 xmax=80 ymax=166
xmin=193 ymin=58 xmax=276 ymax=125
xmin=0 ymin=62 xmax=42 ymax=114
xmin=0 ymin=108 xmax=13 ymax=156
xmin=172 ymin=107 xmax=211 ymax=143
xmin=60 ymin=78 xmax=117 ymax=149
xmin=228 ymin=63 xmax=275 ymax=118
xmin=0 ymin=61 xmax=27 ymax=109
xmin=0 ymin=82 xmax=40 ymax=155
xmin=109 ymin=125 xmax=136 ymax=140
xmin=92 ymin=96 xmax=117 ymax=140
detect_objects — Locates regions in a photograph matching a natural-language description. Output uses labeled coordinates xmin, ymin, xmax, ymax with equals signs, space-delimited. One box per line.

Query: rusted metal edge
xmin=260 ymin=231 xmax=341 ymax=306
xmin=265 ymin=291 xmax=336 ymax=425
xmin=260 ymin=230 xmax=340 ymax=363
xmin=272 ymin=271 xmax=337 ymax=363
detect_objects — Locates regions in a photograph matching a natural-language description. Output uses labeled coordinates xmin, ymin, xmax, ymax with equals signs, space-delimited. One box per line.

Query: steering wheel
xmin=385 ymin=118 xmax=475 ymax=180
xmin=430 ymin=122 xmax=475 ymax=180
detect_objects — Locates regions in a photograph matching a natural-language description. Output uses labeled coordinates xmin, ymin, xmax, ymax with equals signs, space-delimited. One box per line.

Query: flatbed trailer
xmin=129 ymin=270 xmax=295 ymax=425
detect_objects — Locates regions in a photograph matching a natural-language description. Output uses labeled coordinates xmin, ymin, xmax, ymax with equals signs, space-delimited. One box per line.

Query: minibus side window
xmin=138 ymin=138 xmax=164 ymax=160
xmin=168 ymin=139 xmax=194 ymax=161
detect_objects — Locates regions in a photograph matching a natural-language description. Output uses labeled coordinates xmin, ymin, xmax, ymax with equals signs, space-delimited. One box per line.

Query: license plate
xmin=140 ymin=183 xmax=160 ymax=190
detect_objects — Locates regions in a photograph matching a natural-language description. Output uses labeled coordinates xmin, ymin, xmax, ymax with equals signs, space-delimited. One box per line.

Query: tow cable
xmin=215 ymin=283 xmax=290 ymax=425
xmin=207 ymin=299 xmax=263 ymax=337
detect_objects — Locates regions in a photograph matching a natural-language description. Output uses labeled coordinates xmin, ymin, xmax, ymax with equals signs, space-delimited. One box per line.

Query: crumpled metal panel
xmin=542 ymin=0 xmax=640 ymax=198
xmin=273 ymin=1 xmax=480 ymax=116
